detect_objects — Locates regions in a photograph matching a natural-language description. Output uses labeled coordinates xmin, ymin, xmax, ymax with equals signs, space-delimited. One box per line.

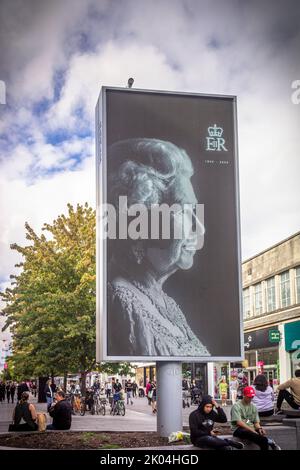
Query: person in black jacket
xmin=47 ymin=390 xmax=72 ymax=430
xmin=189 ymin=395 xmax=244 ymax=450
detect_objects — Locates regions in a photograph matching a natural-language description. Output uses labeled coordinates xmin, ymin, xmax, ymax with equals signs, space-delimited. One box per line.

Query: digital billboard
xmin=96 ymin=87 xmax=243 ymax=361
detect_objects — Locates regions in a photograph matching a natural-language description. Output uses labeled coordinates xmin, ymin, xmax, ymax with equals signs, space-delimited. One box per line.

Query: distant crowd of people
xmin=0 ymin=380 xmax=37 ymax=404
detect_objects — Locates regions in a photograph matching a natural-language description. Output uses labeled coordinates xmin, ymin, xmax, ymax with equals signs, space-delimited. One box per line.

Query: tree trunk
xmin=63 ymin=372 xmax=68 ymax=392
xmin=80 ymin=371 xmax=87 ymax=395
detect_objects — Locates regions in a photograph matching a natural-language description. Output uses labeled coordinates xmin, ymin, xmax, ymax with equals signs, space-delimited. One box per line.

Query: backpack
xmin=36 ymin=412 xmax=47 ymax=432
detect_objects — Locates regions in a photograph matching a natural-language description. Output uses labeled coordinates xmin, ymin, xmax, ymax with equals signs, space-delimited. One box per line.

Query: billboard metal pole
xmin=157 ymin=362 xmax=182 ymax=437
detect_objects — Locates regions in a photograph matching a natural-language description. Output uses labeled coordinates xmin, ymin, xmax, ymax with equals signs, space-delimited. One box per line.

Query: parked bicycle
xmin=66 ymin=391 xmax=82 ymax=415
xmin=94 ymin=392 xmax=107 ymax=416
xmin=80 ymin=389 xmax=95 ymax=416
xmin=110 ymin=392 xmax=126 ymax=416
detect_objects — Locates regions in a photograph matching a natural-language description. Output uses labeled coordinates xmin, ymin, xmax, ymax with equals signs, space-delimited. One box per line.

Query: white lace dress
xmin=107 ymin=278 xmax=210 ymax=357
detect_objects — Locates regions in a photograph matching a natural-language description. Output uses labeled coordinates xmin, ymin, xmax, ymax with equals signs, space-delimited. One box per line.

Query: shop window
xmin=280 ymin=271 xmax=291 ymax=308
xmin=257 ymin=348 xmax=279 ymax=366
xmin=254 ymin=283 xmax=262 ymax=315
xmin=266 ymin=277 xmax=276 ymax=312
xmin=243 ymin=288 xmax=251 ymax=318
xmin=296 ymin=267 xmax=300 ymax=304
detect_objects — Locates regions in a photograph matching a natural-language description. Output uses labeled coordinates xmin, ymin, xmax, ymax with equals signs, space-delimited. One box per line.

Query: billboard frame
xmin=96 ymin=86 xmax=244 ymax=362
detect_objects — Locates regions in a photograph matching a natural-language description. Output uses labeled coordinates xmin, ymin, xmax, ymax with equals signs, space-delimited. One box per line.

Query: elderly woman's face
xmin=146 ymin=175 xmax=204 ymax=275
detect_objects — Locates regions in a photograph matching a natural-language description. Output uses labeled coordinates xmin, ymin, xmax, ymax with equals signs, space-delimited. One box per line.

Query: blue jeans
xmin=46 ymin=424 xmax=57 ymax=430
xmin=46 ymin=396 xmax=53 ymax=411
xmin=127 ymin=391 xmax=133 ymax=405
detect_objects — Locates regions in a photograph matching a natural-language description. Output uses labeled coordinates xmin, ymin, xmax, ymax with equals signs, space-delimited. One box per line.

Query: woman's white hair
xmin=108 ymin=138 xmax=193 ymax=208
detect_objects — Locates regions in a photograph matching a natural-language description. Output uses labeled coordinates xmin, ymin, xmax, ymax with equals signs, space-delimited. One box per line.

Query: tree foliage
xmin=1 ymin=204 xmax=96 ymax=384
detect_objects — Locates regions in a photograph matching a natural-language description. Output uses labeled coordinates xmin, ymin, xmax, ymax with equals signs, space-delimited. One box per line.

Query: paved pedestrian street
xmin=0 ymin=394 xmax=232 ymax=434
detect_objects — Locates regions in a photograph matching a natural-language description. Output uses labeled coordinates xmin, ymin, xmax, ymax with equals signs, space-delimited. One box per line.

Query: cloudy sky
xmin=0 ymin=0 xmax=300 ymax=302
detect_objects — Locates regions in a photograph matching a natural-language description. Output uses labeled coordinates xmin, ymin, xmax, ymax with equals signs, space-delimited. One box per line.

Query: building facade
xmin=206 ymin=231 xmax=300 ymax=397
xmin=242 ymin=231 xmax=300 ymax=385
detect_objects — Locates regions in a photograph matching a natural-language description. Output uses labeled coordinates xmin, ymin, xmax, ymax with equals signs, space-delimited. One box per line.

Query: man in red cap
xmin=231 ymin=386 xmax=270 ymax=450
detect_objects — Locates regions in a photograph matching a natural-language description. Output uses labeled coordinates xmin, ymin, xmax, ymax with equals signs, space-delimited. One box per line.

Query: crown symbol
xmin=208 ymin=124 xmax=223 ymax=137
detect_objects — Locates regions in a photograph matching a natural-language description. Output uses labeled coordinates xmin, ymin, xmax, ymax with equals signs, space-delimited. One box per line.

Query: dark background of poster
xmin=105 ymin=88 xmax=241 ymax=357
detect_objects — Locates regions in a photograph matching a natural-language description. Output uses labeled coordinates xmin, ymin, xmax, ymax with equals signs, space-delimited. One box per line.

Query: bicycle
xmin=110 ymin=399 xmax=126 ymax=416
xmin=94 ymin=393 xmax=107 ymax=416
xmin=80 ymin=391 xmax=95 ymax=416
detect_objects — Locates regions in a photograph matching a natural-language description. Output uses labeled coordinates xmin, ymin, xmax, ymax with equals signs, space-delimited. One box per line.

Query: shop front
xmin=244 ymin=327 xmax=280 ymax=385
xmin=284 ymin=320 xmax=300 ymax=375
xmin=135 ymin=363 xmax=156 ymax=387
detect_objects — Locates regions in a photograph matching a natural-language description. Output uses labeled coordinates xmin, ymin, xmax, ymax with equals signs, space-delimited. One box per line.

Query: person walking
xmin=9 ymin=392 xmax=38 ymax=432
xmin=229 ymin=376 xmax=239 ymax=405
xmin=10 ymin=382 xmax=16 ymax=404
xmin=219 ymin=378 xmax=228 ymax=406
xmin=132 ymin=381 xmax=138 ymax=398
xmin=189 ymin=395 xmax=243 ymax=450
xmin=252 ymin=375 xmax=275 ymax=417
xmin=276 ymin=369 xmax=300 ymax=413
xmin=105 ymin=382 xmax=112 ymax=399
xmin=44 ymin=379 xmax=54 ymax=412
xmin=0 ymin=381 xmax=6 ymax=402
xmin=146 ymin=380 xmax=152 ymax=406
xmin=125 ymin=380 xmax=134 ymax=405
xmin=6 ymin=382 xmax=11 ymax=403
xmin=231 ymin=386 xmax=279 ymax=450
xmin=151 ymin=381 xmax=157 ymax=414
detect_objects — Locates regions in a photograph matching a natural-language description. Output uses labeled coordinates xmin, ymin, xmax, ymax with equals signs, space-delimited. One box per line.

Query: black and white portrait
xmin=107 ymin=138 xmax=209 ymax=356
xmin=97 ymin=88 xmax=242 ymax=359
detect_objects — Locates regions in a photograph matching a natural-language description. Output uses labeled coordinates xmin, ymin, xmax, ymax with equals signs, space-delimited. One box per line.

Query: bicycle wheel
xmin=120 ymin=402 xmax=125 ymax=416
xmin=90 ymin=404 xmax=95 ymax=415
xmin=101 ymin=405 xmax=106 ymax=416
xmin=80 ymin=402 xmax=86 ymax=416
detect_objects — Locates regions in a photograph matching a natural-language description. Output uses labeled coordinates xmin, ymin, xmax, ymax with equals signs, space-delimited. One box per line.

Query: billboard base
xmin=157 ymin=362 xmax=182 ymax=437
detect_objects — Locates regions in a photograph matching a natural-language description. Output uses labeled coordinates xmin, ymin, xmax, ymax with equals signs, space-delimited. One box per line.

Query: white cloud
xmin=0 ymin=0 xmax=300 ymax=300
xmin=0 ymin=154 xmax=94 ymax=291
xmin=46 ymin=41 xmax=183 ymax=132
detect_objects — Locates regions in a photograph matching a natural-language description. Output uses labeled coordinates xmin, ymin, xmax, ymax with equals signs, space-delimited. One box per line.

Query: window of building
xmin=257 ymin=348 xmax=279 ymax=366
xmin=280 ymin=271 xmax=291 ymax=308
xmin=266 ymin=277 xmax=276 ymax=312
xmin=296 ymin=267 xmax=300 ymax=304
xmin=254 ymin=283 xmax=262 ymax=315
xmin=243 ymin=288 xmax=251 ymax=318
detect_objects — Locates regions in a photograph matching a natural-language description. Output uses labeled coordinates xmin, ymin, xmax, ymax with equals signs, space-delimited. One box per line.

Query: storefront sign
xmin=285 ymin=321 xmax=300 ymax=351
xmin=244 ymin=327 xmax=280 ymax=350
xmin=269 ymin=329 xmax=280 ymax=343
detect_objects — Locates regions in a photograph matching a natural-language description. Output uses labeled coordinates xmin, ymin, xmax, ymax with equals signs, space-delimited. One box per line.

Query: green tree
xmin=1 ymin=203 xmax=96 ymax=393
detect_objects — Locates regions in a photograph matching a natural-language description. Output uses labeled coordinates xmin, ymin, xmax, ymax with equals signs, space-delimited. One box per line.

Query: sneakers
xmin=225 ymin=439 xmax=245 ymax=450
xmin=274 ymin=409 xmax=283 ymax=415
xmin=268 ymin=438 xmax=281 ymax=450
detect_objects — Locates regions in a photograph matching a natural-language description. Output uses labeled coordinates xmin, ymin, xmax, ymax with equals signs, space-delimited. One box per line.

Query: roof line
xmin=243 ymin=230 xmax=300 ymax=264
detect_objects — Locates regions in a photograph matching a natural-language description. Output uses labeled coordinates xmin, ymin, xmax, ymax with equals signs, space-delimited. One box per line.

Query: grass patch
xmin=100 ymin=443 xmax=121 ymax=449
xmin=81 ymin=432 xmax=96 ymax=442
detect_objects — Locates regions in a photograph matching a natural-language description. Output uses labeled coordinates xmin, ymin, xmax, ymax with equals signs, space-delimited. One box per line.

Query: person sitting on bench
xmin=231 ymin=386 xmax=279 ymax=450
xmin=276 ymin=369 xmax=300 ymax=414
xmin=189 ymin=395 xmax=244 ymax=450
